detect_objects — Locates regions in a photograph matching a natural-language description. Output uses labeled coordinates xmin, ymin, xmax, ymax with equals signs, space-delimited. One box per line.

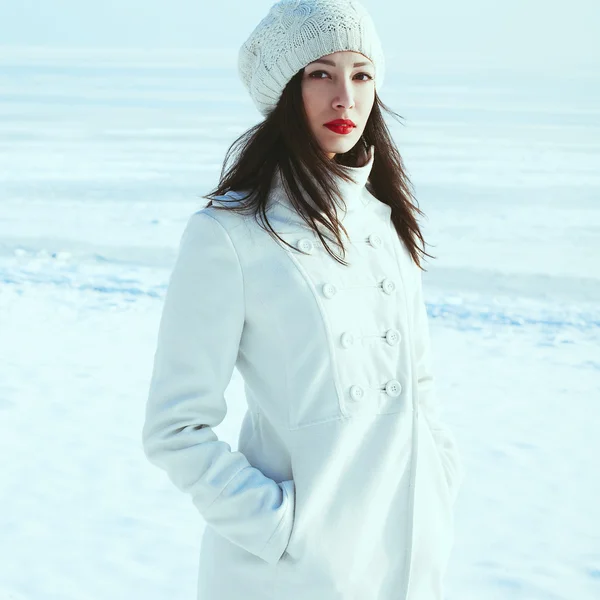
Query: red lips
xmin=324 ymin=119 xmax=356 ymax=135
xmin=325 ymin=119 xmax=356 ymax=126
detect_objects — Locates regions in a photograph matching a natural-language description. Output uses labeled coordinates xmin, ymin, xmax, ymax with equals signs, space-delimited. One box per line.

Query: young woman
xmin=142 ymin=1 xmax=465 ymax=599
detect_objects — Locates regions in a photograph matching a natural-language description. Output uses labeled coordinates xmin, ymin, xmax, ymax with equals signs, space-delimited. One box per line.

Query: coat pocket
xmin=421 ymin=415 xmax=453 ymax=505
xmin=424 ymin=414 xmax=465 ymax=505
xmin=278 ymin=479 xmax=301 ymax=563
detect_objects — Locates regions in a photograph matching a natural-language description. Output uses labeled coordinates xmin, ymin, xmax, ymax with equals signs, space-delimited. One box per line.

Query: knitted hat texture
xmin=238 ymin=0 xmax=385 ymax=116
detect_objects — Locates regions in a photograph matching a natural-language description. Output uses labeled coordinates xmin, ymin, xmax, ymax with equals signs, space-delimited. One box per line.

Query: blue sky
xmin=0 ymin=0 xmax=598 ymax=70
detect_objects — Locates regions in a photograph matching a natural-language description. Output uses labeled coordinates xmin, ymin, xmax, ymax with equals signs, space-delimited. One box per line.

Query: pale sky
xmin=0 ymin=0 xmax=598 ymax=71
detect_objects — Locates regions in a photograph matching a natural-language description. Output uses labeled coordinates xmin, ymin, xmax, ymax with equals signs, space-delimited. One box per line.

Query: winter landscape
xmin=0 ymin=2 xmax=599 ymax=598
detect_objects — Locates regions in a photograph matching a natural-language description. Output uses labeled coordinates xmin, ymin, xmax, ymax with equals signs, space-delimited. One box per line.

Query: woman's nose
xmin=333 ymin=81 xmax=355 ymax=109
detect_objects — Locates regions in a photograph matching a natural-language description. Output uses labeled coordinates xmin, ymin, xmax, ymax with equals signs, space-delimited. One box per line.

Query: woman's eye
xmin=308 ymin=70 xmax=373 ymax=81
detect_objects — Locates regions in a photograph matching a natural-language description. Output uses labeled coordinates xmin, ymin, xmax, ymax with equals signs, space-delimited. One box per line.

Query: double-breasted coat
xmin=142 ymin=145 xmax=465 ymax=600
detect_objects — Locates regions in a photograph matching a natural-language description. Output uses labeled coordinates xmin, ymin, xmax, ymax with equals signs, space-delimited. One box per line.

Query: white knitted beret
xmin=238 ymin=0 xmax=385 ymax=116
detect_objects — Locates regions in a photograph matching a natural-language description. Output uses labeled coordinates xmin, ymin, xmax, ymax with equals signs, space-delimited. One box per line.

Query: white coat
xmin=142 ymin=145 xmax=465 ymax=600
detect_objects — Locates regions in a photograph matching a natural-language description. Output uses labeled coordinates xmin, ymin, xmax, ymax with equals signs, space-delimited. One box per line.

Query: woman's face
xmin=301 ymin=50 xmax=376 ymax=159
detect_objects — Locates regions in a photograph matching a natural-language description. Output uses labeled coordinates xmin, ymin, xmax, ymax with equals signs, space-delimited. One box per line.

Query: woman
xmin=142 ymin=1 xmax=465 ymax=599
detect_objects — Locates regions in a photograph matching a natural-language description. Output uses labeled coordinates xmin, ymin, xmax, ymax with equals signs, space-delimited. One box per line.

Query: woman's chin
xmin=318 ymin=136 xmax=359 ymax=157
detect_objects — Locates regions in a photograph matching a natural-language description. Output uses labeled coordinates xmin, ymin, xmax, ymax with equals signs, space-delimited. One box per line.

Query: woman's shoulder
xmin=194 ymin=189 xmax=256 ymax=230
xmin=185 ymin=188 xmax=281 ymax=252
xmin=200 ymin=186 xmax=295 ymax=232
xmin=208 ymin=189 xmax=253 ymax=209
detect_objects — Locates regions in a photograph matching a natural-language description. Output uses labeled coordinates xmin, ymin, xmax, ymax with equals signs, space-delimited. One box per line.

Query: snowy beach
xmin=0 ymin=46 xmax=599 ymax=599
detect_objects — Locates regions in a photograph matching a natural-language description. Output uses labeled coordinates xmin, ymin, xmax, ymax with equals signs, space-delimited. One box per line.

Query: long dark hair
xmin=203 ymin=68 xmax=435 ymax=270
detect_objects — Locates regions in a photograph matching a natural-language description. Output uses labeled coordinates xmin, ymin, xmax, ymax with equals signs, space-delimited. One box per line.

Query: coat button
xmin=385 ymin=379 xmax=402 ymax=397
xmin=368 ymin=233 xmax=383 ymax=249
xmin=340 ymin=332 xmax=355 ymax=348
xmin=349 ymin=385 xmax=365 ymax=401
xmin=297 ymin=238 xmax=314 ymax=254
xmin=385 ymin=328 xmax=401 ymax=346
xmin=381 ymin=278 xmax=396 ymax=295
xmin=322 ymin=283 xmax=337 ymax=299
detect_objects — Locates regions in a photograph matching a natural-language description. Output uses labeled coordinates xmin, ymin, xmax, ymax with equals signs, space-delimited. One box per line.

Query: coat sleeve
xmin=142 ymin=210 xmax=295 ymax=565
xmin=412 ymin=265 xmax=466 ymax=504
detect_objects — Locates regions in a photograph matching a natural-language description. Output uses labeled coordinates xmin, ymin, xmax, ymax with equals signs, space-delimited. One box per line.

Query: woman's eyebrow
xmin=309 ymin=58 xmax=372 ymax=68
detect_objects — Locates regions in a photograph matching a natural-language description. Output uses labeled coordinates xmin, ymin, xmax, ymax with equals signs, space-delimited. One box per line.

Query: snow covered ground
xmin=0 ymin=47 xmax=599 ymax=600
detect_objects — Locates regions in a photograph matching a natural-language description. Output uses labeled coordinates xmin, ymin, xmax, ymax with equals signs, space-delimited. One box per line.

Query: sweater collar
xmin=270 ymin=144 xmax=375 ymax=218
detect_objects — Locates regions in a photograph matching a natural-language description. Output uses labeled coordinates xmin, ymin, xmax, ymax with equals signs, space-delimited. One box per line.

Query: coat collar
xmin=270 ymin=144 xmax=375 ymax=219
